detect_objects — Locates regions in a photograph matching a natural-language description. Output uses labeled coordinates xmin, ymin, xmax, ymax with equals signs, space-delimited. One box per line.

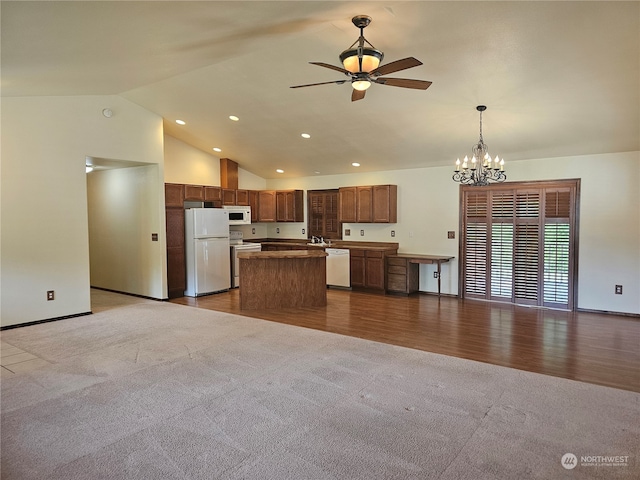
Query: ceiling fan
xmin=290 ymin=15 xmax=432 ymax=102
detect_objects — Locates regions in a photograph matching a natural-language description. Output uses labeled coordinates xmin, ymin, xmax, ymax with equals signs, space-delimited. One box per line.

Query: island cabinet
xmin=258 ymin=190 xmax=277 ymax=222
xmin=349 ymin=248 xmax=397 ymax=291
xmin=276 ymin=190 xmax=304 ymax=222
xmin=339 ymin=185 xmax=397 ymax=223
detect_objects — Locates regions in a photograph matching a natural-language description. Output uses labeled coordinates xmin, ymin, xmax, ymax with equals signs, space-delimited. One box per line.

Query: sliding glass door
xmin=460 ymin=180 xmax=579 ymax=310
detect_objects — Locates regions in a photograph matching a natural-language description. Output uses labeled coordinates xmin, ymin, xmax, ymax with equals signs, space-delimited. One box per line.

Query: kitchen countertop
xmin=257 ymin=239 xmax=399 ymax=251
xmin=237 ymin=250 xmax=328 ymax=259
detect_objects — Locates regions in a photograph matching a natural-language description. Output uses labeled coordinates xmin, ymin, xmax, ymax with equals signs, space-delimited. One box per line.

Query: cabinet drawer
xmin=350 ymin=249 xmax=365 ymax=258
xmin=387 ymin=257 xmax=406 ymax=267
xmin=388 ymin=265 xmax=407 ymax=275
xmin=366 ymin=250 xmax=383 ymax=258
xmin=387 ymin=274 xmax=407 ymax=292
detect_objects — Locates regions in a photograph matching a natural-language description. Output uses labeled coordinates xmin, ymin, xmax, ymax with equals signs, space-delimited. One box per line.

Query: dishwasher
xmin=325 ymin=248 xmax=350 ymax=287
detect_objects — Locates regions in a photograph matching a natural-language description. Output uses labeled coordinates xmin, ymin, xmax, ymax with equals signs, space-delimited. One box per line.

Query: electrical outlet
xmin=615 ymin=285 xmax=623 ymax=295
xmin=433 ymin=272 xmax=438 ymax=278
xmin=276 ymin=227 xmax=280 ymax=234
xmin=448 ymin=231 xmax=455 ymax=239
xmin=47 ymin=290 xmax=55 ymax=301
xmin=360 ymin=230 xmax=364 ymax=236
xmin=151 ymin=233 xmax=158 ymax=241
xmin=345 ymin=229 xmax=351 ymax=236
xmin=391 ymin=230 xmax=395 ymax=237
xmin=302 ymin=228 xmax=305 ymax=235
xmin=252 ymin=227 xmax=255 ymax=234
xmin=409 ymin=231 xmax=414 ymax=238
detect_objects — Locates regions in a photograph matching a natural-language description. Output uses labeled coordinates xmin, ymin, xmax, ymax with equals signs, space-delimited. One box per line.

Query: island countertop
xmin=237 ymin=250 xmax=328 ymax=260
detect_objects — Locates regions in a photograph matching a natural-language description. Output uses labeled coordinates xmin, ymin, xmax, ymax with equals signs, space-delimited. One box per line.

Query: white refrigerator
xmin=184 ymin=208 xmax=231 ymax=296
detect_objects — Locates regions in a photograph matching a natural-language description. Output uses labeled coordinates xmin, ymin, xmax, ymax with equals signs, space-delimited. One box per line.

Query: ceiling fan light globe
xmin=352 ymin=79 xmax=371 ymax=91
xmin=340 ymin=48 xmax=383 ymax=73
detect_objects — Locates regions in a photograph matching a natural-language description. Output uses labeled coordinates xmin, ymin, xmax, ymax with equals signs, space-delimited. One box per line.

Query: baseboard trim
xmin=1 ymin=311 xmax=92 ymax=331
xmin=91 ymin=286 xmax=167 ymax=302
xmin=576 ymin=307 xmax=640 ymax=318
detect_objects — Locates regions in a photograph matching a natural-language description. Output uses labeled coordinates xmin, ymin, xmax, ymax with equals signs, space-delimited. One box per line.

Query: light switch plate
xmin=448 ymin=231 xmax=455 ymax=239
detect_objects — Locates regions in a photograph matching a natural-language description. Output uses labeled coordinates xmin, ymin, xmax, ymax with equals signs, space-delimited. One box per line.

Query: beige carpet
xmin=1 ymin=290 xmax=638 ymax=480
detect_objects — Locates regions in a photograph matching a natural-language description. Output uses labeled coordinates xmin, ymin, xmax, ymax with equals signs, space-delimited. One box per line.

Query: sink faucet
xmin=311 ymin=236 xmax=319 ymax=244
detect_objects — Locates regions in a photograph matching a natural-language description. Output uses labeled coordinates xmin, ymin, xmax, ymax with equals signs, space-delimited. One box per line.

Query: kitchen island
xmin=237 ymin=250 xmax=328 ymax=310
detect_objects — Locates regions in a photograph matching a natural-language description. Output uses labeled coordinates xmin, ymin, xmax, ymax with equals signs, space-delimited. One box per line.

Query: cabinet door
xmin=291 ymin=190 xmax=304 ymax=222
xmin=365 ymin=250 xmax=385 ymax=289
xmin=349 ymin=249 xmax=366 ymax=287
xmin=356 ymin=186 xmax=373 ymax=223
xmin=165 ymin=184 xmax=184 ymax=207
xmin=236 ymin=189 xmax=249 ymax=206
xmin=276 ymin=191 xmax=288 ymax=222
xmin=184 ymin=184 xmax=204 ymax=201
xmin=204 ymin=186 xmax=222 ymax=203
xmin=222 ymin=189 xmax=236 ymax=205
xmin=165 ymin=207 xmax=186 ymax=298
xmin=258 ymin=190 xmax=276 ymax=222
xmin=339 ymin=187 xmax=357 ymax=223
xmin=372 ymin=185 xmax=397 ymax=223
xmin=249 ymin=190 xmax=259 ymax=222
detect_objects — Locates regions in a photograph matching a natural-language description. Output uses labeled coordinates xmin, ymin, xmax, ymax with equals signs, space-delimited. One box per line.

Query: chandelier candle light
xmin=453 ymin=105 xmax=506 ymax=186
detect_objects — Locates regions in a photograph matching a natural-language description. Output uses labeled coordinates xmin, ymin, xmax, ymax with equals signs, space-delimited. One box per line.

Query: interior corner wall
xmin=87 ymin=165 xmax=164 ymax=299
xmin=1 ymin=95 xmax=165 ymax=328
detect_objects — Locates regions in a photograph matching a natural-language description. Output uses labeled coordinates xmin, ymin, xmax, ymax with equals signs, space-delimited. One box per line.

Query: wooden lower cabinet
xmin=350 ymin=248 xmax=397 ymax=291
xmin=386 ymin=256 xmax=419 ymax=294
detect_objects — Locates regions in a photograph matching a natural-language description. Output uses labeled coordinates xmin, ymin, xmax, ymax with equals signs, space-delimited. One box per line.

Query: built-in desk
xmin=386 ymin=254 xmax=454 ymax=296
xmin=237 ymin=250 xmax=328 ymax=309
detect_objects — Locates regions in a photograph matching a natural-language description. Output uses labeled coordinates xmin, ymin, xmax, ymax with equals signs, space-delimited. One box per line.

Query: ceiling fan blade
xmin=309 ymin=62 xmax=351 ymax=75
xmin=351 ymin=88 xmax=366 ymax=102
xmin=374 ymin=77 xmax=432 ymax=90
xmin=290 ymin=80 xmax=347 ymax=89
xmin=369 ymin=57 xmax=423 ymax=76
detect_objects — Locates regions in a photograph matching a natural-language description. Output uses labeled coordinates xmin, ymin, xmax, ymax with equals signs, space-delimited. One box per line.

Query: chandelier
xmin=453 ymin=105 xmax=506 ymax=186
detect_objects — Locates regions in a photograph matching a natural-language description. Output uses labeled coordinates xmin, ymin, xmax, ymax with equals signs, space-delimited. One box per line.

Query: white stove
xmin=229 ymin=231 xmax=262 ymax=288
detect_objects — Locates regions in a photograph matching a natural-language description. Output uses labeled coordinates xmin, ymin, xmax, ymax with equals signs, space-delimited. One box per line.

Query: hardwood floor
xmin=170 ymin=289 xmax=640 ymax=393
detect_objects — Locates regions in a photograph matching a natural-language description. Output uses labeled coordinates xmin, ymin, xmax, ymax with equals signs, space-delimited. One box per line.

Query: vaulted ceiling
xmin=2 ymin=1 xmax=638 ymax=179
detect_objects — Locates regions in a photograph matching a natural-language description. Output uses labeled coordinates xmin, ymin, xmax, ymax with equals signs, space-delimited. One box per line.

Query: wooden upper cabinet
xmin=248 ymin=190 xmax=260 ymax=222
xmin=339 ymin=185 xmax=397 ymax=223
xmin=356 ymin=186 xmax=373 ymax=223
xmin=222 ymin=188 xmax=236 ymax=205
xmin=258 ymin=190 xmax=276 ymax=222
xmin=236 ymin=189 xmax=249 ymax=206
xmin=372 ymin=185 xmax=397 ymax=223
xmin=338 ymin=187 xmax=357 ymax=222
xmin=204 ymin=186 xmax=222 ymax=203
xmin=184 ymin=184 xmax=204 ymax=201
xmin=165 ymin=183 xmax=184 ymax=207
xmin=276 ymin=190 xmax=304 ymax=222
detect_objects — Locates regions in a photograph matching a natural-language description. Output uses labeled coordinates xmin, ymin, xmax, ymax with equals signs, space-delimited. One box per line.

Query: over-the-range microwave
xmin=222 ymin=205 xmax=251 ymax=225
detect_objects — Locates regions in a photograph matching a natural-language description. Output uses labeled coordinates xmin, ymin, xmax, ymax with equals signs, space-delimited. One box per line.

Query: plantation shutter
xmin=460 ymin=180 xmax=578 ymax=310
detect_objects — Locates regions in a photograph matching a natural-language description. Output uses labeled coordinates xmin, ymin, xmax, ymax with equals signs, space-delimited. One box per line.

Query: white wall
xmin=163 ymin=135 xmax=269 ymax=239
xmin=1 ymin=95 xmax=165 ymax=327
xmin=87 ymin=165 xmax=165 ymax=298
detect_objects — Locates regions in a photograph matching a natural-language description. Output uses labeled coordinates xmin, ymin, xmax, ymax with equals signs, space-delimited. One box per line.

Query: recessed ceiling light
xmin=301 ymin=133 xmax=311 ymax=139
xmin=314 ymin=171 xmax=321 ymax=174
xmin=352 ymin=162 xmax=361 ymax=167
xmin=213 ymin=147 xmax=222 ymax=152
xmin=175 ymin=119 xmax=186 ymax=125
xmin=229 ymin=115 xmax=239 ymax=122
xmin=276 ymin=169 xmax=284 ymax=174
